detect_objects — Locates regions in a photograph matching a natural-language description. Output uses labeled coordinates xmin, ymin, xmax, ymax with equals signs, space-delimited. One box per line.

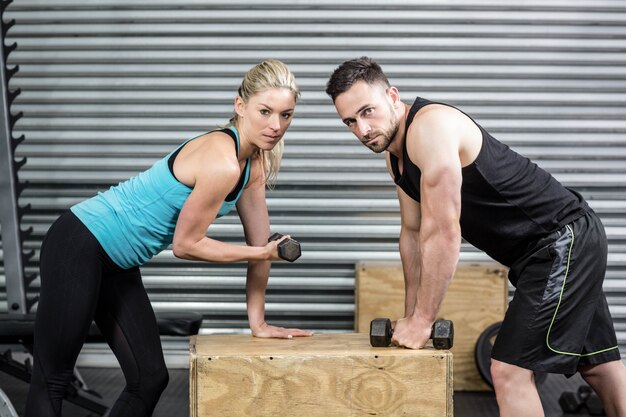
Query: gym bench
xmin=0 ymin=312 xmax=202 ymax=415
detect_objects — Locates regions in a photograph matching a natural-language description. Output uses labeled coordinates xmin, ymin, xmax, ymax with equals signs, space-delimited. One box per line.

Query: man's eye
xmin=363 ymin=108 xmax=373 ymax=115
xmin=345 ymin=120 xmax=355 ymax=127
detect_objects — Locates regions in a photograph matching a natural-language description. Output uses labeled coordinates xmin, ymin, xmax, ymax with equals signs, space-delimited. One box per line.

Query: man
xmin=326 ymin=57 xmax=626 ymax=417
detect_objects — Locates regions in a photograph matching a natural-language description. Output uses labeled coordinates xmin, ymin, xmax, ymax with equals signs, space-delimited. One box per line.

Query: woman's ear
xmin=234 ymin=96 xmax=245 ymax=117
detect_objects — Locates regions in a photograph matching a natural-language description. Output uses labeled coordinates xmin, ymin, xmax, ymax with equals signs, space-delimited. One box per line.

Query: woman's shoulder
xmin=191 ymin=129 xmax=238 ymax=157
xmin=175 ymin=130 xmax=241 ymax=186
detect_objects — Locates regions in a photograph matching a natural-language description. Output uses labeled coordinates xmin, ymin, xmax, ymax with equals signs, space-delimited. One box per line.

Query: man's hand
xmin=391 ymin=314 xmax=433 ymax=349
xmin=251 ymin=322 xmax=313 ymax=339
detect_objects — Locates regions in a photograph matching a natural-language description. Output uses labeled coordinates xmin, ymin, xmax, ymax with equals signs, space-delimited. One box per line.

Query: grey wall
xmin=1 ymin=1 xmax=625 ymax=360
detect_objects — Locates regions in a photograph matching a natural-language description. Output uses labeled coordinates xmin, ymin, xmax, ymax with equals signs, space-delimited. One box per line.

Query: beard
xmin=361 ymin=113 xmax=400 ymax=154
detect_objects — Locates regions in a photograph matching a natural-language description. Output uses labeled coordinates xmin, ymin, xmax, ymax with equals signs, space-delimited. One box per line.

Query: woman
xmin=26 ymin=59 xmax=312 ymax=416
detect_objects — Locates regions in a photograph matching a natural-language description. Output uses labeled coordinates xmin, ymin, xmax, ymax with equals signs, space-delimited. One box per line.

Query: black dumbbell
xmin=369 ymin=317 xmax=454 ymax=349
xmin=559 ymin=386 xmax=589 ymax=413
xmin=559 ymin=385 xmax=605 ymax=415
xmin=268 ymin=233 xmax=301 ymax=262
xmin=585 ymin=391 xmax=605 ymax=416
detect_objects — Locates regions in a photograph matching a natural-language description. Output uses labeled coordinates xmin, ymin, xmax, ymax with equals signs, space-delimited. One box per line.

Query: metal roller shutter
xmin=1 ymin=0 xmax=625 ymax=363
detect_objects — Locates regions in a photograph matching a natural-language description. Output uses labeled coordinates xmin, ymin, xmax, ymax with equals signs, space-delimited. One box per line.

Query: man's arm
xmin=385 ymin=154 xmax=423 ymax=318
xmin=391 ymin=108 xmax=463 ymax=349
xmin=397 ymin=186 xmax=422 ymax=317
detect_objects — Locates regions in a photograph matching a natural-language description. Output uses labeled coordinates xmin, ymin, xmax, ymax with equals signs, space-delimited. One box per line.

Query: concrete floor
xmin=0 ymin=365 xmax=598 ymax=416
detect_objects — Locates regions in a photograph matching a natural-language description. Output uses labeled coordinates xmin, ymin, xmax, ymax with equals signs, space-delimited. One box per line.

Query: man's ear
xmin=387 ymin=86 xmax=401 ymax=107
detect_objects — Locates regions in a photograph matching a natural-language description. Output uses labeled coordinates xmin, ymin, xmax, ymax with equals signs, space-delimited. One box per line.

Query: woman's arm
xmin=172 ymin=134 xmax=281 ymax=263
xmin=236 ymin=156 xmax=312 ymax=338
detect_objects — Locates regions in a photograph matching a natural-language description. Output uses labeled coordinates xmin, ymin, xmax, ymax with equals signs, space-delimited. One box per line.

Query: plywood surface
xmin=190 ymin=333 xmax=453 ymax=417
xmin=356 ymin=261 xmax=507 ymax=391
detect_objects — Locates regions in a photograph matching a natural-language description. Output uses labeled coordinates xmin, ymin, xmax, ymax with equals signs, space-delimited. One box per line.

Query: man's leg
xmin=491 ymin=360 xmax=544 ymax=417
xmin=491 ymin=212 xmax=610 ymax=417
xmin=575 ymin=288 xmax=625 ymax=417
xmin=580 ymin=360 xmax=626 ymax=417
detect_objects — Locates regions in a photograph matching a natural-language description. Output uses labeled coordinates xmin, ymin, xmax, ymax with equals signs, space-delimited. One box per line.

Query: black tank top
xmin=390 ymin=97 xmax=589 ymax=266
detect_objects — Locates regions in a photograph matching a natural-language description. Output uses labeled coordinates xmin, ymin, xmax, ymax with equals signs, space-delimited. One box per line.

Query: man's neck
xmin=386 ymin=102 xmax=411 ymax=158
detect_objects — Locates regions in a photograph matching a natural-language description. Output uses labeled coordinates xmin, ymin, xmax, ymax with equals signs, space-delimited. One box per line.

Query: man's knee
xmin=490 ymin=359 xmax=512 ymax=389
xmin=491 ymin=359 xmax=534 ymax=391
xmin=579 ymin=360 xmax=626 ymax=382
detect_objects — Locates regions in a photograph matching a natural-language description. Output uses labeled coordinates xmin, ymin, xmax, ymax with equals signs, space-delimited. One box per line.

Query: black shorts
xmin=491 ymin=210 xmax=621 ymax=375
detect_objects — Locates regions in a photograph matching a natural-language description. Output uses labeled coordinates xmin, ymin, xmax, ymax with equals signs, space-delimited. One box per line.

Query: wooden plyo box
xmin=190 ymin=333 xmax=453 ymax=417
xmin=356 ymin=261 xmax=508 ymax=391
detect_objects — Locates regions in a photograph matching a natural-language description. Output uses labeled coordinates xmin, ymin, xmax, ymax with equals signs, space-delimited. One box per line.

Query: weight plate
xmin=0 ymin=388 xmax=18 ymax=417
xmin=475 ymin=321 xmax=547 ymax=388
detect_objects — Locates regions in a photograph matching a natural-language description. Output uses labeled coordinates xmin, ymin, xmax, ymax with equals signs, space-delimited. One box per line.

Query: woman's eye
xmin=260 ymin=109 xmax=270 ymax=115
xmin=281 ymin=113 xmax=292 ymax=120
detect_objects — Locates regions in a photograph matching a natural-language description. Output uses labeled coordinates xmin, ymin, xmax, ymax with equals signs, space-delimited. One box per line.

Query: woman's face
xmin=236 ymin=87 xmax=296 ymax=151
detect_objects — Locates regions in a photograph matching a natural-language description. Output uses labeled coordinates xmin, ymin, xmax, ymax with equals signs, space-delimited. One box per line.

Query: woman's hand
xmin=262 ymin=234 xmax=291 ymax=261
xmin=251 ymin=321 xmax=313 ymax=339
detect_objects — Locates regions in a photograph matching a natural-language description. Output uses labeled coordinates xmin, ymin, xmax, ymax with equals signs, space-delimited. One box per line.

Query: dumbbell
xmin=268 ymin=233 xmax=301 ymax=262
xmin=369 ymin=317 xmax=454 ymax=349
xmin=559 ymin=385 xmax=604 ymax=416
xmin=559 ymin=385 xmax=592 ymax=413
xmin=585 ymin=391 xmax=605 ymax=416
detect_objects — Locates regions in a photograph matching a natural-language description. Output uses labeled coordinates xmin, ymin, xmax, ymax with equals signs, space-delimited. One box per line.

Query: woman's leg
xmin=95 ymin=266 xmax=169 ymax=416
xmin=26 ymin=212 xmax=104 ymax=416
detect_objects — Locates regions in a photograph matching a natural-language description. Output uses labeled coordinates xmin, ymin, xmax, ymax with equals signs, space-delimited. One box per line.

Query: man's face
xmin=334 ymin=81 xmax=400 ymax=153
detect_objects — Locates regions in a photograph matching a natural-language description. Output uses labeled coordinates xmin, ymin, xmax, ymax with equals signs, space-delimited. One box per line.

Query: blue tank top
xmin=71 ymin=126 xmax=251 ymax=269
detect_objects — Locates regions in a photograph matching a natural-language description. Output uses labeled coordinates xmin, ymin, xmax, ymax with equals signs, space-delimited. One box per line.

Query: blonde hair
xmin=227 ymin=59 xmax=300 ymax=188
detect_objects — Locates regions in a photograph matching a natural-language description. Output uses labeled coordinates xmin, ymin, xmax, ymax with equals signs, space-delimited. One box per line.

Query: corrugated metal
xmin=1 ymin=1 xmax=625 ymax=358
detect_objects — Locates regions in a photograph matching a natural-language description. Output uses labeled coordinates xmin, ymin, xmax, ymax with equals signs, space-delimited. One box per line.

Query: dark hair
xmin=325 ymin=57 xmax=390 ymax=102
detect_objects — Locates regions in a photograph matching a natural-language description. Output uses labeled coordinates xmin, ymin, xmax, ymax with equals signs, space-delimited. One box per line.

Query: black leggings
xmin=26 ymin=212 xmax=169 ymax=416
